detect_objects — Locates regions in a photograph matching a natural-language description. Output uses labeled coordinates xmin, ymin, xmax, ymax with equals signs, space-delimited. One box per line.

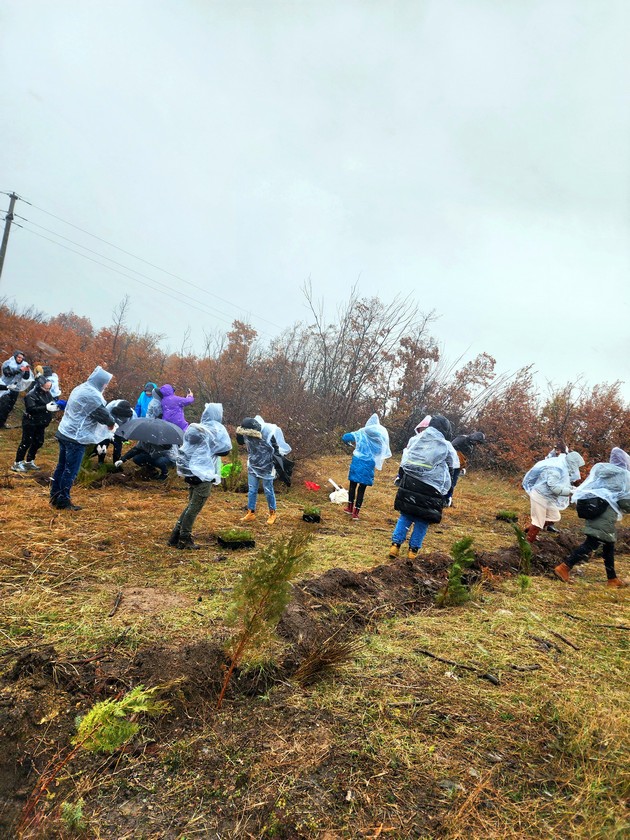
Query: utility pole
xmin=0 ymin=192 xmax=18 ymax=283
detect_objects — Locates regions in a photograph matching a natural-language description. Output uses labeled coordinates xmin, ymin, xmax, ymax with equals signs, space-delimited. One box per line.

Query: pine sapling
xmin=217 ymin=530 xmax=312 ymax=708
xmin=436 ymin=536 xmax=476 ymax=607
xmin=511 ymin=524 xmax=532 ymax=574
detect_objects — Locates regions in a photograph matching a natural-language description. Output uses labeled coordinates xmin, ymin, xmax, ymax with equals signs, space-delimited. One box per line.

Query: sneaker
xmin=554 ymin=563 xmax=571 ymax=583
xmin=607 ymin=577 xmax=628 ymax=588
xmin=11 ymin=461 xmax=26 ymax=472
xmin=408 ymin=548 xmax=419 ymax=560
xmin=240 ymin=511 xmax=256 ymax=523
xmin=389 ymin=544 xmax=400 ymax=558
xmin=343 ymin=503 xmax=353 ymax=515
xmin=23 ymin=461 xmax=41 ymax=471
xmin=267 ymin=510 xmax=277 ymax=525
xmin=351 ymin=507 xmax=360 ymax=520
xmin=545 ymin=524 xmax=559 ymax=533
xmin=56 ymin=503 xmax=83 ymax=511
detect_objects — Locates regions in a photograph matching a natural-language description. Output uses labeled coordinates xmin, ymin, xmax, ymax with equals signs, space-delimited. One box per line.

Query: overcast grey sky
xmin=1 ymin=1 xmax=629 ymax=395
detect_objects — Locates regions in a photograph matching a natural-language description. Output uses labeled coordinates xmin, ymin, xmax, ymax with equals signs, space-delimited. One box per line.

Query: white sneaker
xmin=24 ymin=461 xmax=40 ymax=471
xmin=11 ymin=461 xmax=26 ymax=472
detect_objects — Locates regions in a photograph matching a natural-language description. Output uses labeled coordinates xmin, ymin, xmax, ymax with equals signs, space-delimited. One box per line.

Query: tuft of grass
xmin=293 ymin=635 xmax=364 ymax=686
xmin=496 ymin=509 xmax=518 ymax=522
xmin=217 ymin=527 xmax=255 ymax=543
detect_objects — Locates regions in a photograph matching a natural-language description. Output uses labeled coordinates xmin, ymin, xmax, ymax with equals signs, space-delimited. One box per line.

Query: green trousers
xmin=177 ymin=481 xmax=212 ymax=537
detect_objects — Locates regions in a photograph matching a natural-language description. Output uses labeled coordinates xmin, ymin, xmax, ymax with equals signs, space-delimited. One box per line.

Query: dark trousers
xmin=0 ymin=391 xmax=18 ymax=425
xmin=16 ymin=425 xmax=46 ymax=462
xmin=177 ymin=482 xmax=211 ymax=537
xmin=96 ymin=437 xmax=124 ymax=463
xmin=131 ymin=452 xmax=170 ymax=476
xmin=348 ymin=481 xmax=367 ymax=510
xmin=445 ymin=468 xmax=461 ymax=503
xmin=567 ymin=535 xmax=616 ymax=580
xmin=51 ymin=439 xmax=86 ymax=507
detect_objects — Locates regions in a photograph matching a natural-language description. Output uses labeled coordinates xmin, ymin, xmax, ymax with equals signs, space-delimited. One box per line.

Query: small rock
xmin=439 ymin=779 xmax=465 ymax=792
xmin=486 ymin=752 xmax=503 ymax=763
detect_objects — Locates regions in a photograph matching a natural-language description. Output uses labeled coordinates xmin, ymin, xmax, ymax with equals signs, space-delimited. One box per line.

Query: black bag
xmin=273 ymin=452 xmax=294 ymax=487
xmin=576 ymin=496 xmax=608 ymax=520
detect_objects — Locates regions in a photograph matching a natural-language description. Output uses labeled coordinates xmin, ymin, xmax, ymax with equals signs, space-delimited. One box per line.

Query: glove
xmin=460 ymin=468 xmax=466 ymax=476
xmin=213 ymin=475 xmax=221 ymax=485
xmin=115 ymin=460 xmax=124 ymax=468
xmin=96 ymin=444 xmax=108 ymax=456
xmin=46 ymin=401 xmax=60 ymax=413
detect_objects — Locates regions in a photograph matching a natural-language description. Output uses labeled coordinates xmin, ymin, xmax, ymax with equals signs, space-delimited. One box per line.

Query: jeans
xmin=51 ymin=439 xmax=86 ymax=507
xmin=248 ymin=472 xmax=276 ymax=511
xmin=567 ymin=535 xmax=616 ymax=580
xmin=177 ymin=481 xmax=211 ymax=537
xmin=392 ymin=513 xmax=429 ymax=550
xmin=132 ymin=452 xmax=171 ymax=476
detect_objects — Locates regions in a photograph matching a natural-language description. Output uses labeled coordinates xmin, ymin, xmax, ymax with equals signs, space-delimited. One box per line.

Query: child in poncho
xmin=342 ymin=414 xmax=391 ymax=520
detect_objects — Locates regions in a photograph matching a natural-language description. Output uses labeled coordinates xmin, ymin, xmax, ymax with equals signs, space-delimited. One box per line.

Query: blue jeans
xmin=248 ymin=472 xmax=276 ymax=511
xmin=392 ymin=513 xmax=429 ymax=550
xmin=51 ymin=439 xmax=86 ymax=507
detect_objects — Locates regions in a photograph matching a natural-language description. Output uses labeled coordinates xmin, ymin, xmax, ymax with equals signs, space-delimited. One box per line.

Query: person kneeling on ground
xmin=341 ymin=413 xmax=392 ymax=520
xmin=12 ymin=377 xmax=59 ymax=472
xmin=390 ymin=415 xmax=454 ymax=560
xmin=555 ymin=447 xmax=630 ymax=588
xmin=522 ymin=451 xmax=585 ymax=543
xmin=116 ymin=441 xmax=174 ymax=480
xmin=169 ymin=403 xmax=231 ymax=549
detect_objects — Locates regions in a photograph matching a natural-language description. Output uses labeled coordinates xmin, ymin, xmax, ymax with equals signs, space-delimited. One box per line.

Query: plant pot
xmin=302 ymin=513 xmax=321 ymax=523
xmin=217 ymin=536 xmax=256 ymax=550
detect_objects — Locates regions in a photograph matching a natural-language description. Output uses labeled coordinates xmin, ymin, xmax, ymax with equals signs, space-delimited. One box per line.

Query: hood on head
xmin=13 ymin=350 xmax=25 ymax=360
xmin=610 ymin=447 xmax=630 ymax=470
xmin=470 ymin=431 xmax=486 ymax=443
xmin=87 ymin=366 xmax=113 ymax=392
xmin=429 ymin=415 xmax=452 ymax=441
xmin=415 ymin=414 xmax=432 ymax=432
xmin=160 ymin=384 xmax=174 ymax=397
xmin=201 ymin=402 xmax=223 ymax=424
xmin=144 ymin=381 xmax=157 ymax=392
xmin=184 ymin=423 xmax=206 ymax=446
xmin=566 ymin=451 xmax=585 ymax=471
xmin=152 ymin=387 xmax=163 ymax=399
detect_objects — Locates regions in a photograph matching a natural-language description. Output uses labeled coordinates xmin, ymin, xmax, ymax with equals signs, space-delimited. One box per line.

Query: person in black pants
xmin=11 ymin=377 xmax=58 ymax=472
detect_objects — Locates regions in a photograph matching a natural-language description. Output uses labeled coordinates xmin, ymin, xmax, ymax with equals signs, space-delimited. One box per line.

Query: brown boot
xmin=343 ymin=502 xmax=353 ymax=515
xmin=526 ymin=525 xmax=541 ymax=544
xmin=241 ymin=510 xmax=256 ymax=523
xmin=266 ymin=509 xmax=277 ymax=525
xmin=607 ymin=577 xmax=628 ymax=588
xmin=554 ymin=563 xmax=571 ymax=582
xmin=389 ymin=543 xmax=400 ymax=558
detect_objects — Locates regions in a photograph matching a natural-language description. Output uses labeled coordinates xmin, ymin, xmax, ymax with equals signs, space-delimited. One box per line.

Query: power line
xmin=21 ymin=196 xmax=285 ymax=331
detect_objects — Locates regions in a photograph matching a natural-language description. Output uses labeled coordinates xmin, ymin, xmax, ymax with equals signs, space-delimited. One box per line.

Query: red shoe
xmin=343 ymin=503 xmax=353 ymax=515
xmin=351 ymin=507 xmax=360 ymax=520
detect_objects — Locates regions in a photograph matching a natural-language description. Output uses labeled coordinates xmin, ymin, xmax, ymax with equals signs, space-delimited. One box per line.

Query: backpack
xmin=575 ymin=496 xmax=608 ymax=520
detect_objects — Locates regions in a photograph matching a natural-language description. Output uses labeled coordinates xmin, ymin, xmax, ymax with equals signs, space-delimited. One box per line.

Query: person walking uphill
xmin=0 ymin=350 xmax=33 ymax=428
xmin=11 ymin=377 xmax=59 ymax=472
xmin=342 ymin=414 xmax=392 ymax=520
xmin=237 ymin=416 xmax=290 ymax=525
xmin=522 ymin=451 xmax=585 ymax=543
xmin=50 ymin=366 xmax=115 ymax=511
xmin=169 ymin=403 xmax=231 ymax=549
xmin=555 ymin=448 xmax=630 ymax=588
xmin=160 ymin=384 xmax=194 ymax=431
xmin=390 ymin=415 xmax=454 ymax=559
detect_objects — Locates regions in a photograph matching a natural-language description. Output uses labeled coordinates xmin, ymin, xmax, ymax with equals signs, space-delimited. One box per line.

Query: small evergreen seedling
xmin=302 ymin=504 xmax=321 ymax=523
xmin=74 ymin=685 xmax=170 ymax=753
xmin=436 ymin=536 xmax=476 ymax=607
xmin=60 ymin=799 xmax=86 ymax=833
xmin=511 ymin=524 xmax=532 ymax=575
xmin=496 ymin=510 xmax=518 ymax=523
xmin=218 ymin=530 xmax=313 ymax=708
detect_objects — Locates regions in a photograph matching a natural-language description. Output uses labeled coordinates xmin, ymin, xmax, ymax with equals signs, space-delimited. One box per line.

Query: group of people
xmin=4 ymin=356 xmax=629 ymax=587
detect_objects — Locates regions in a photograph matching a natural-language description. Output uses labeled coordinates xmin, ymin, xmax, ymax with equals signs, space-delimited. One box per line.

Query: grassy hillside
xmin=0 ymin=428 xmax=628 ymax=838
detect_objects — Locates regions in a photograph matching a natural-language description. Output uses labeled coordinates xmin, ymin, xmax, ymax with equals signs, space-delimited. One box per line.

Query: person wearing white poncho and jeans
xmin=522 ymin=451 xmax=585 ymax=543
xmin=169 ymin=403 xmax=231 ymax=550
xmin=236 ymin=415 xmax=291 ymax=525
xmin=554 ymin=447 xmax=630 ymax=588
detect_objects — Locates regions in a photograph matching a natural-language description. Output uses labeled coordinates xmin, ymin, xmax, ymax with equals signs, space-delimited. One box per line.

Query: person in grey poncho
xmin=236 ymin=415 xmax=289 ymax=525
xmin=522 ymin=451 xmax=585 ymax=543
xmin=554 ymin=448 xmax=630 ymax=588
xmin=169 ymin=403 xmax=231 ymax=549
xmin=0 ymin=350 xmax=33 ymax=428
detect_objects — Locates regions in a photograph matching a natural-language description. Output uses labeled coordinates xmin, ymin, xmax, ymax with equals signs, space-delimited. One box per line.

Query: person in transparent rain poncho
xmin=522 ymin=451 xmax=585 ymax=543
xmin=236 ymin=415 xmax=291 ymax=525
xmin=554 ymin=448 xmax=630 ymax=588
xmin=390 ymin=415 xmax=454 ymax=559
xmin=0 ymin=350 xmax=33 ymax=428
xmin=50 ymin=366 xmax=115 ymax=511
xmin=169 ymin=403 xmax=232 ymax=550
xmin=341 ymin=414 xmax=392 ymax=520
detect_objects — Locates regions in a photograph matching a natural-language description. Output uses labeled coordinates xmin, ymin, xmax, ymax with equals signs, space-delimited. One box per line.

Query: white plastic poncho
xmin=350 ymin=413 xmax=392 ymax=470
xmin=200 ymin=403 xmax=232 ymax=455
xmin=47 ymin=372 xmax=61 ymax=398
xmin=522 ymin=454 xmax=578 ymax=510
xmin=571 ymin=462 xmax=630 ymax=520
xmin=400 ymin=426 xmax=452 ymax=494
xmin=146 ymin=390 xmax=162 ymax=419
xmin=57 ymin=366 xmax=113 ymax=444
xmin=1 ymin=355 xmax=33 ymax=392
xmin=254 ymin=415 xmax=292 ymax=456
xmin=610 ymin=447 xmax=630 ymax=471
xmin=177 ymin=414 xmax=229 ymax=483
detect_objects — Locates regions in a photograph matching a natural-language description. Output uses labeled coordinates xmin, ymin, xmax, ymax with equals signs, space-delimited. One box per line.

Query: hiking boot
xmin=167 ymin=526 xmax=181 ymax=547
xmin=554 ymin=563 xmax=571 ymax=583
xmin=607 ymin=577 xmax=628 ymax=588
xmin=544 ymin=523 xmax=559 ymax=533
xmin=408 ymin=547 xmax=419 ymax=560
xmin=23 ymin=461 xmax=40 ymax=471
xmin=56 ymin=503 xmax=83 ymax=511
xmin=267 ymin=509 xmax=277 ymax=525
xmin=526 ymin=525 xmax=541 ymax=544
xmin=11 ymin=461 xmax=26 ymax=472
xmin=177 ymin=535 xmax=201 ymax=550
xmin=343 ymin=502 xmax=353 ymax=515
xmin=241 ymin=511 xmax=256 ymax=523
xmin=351 ymin=507 xmax=360 ymax=520
xmin=389 ymin=543 xmax=400 ymax=558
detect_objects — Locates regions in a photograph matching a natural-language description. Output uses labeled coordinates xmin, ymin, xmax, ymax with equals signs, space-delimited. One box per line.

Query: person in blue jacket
xmin=135 ymin=382 xmax=157 ymax=417
xmin=342 ymin=414 xmax=391 ymax=520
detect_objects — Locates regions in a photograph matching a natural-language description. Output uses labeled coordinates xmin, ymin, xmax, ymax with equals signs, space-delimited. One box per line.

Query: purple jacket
xmin=159 ymin=384 xmax=194 ymax=430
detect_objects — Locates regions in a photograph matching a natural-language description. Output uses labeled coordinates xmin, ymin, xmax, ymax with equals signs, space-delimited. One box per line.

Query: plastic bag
xmin=328 ymin=478 xmax=349 ymax=505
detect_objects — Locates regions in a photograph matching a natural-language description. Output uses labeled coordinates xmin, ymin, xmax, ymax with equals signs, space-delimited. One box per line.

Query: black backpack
xmin=576 ymin=496 xmax=608 ymax=520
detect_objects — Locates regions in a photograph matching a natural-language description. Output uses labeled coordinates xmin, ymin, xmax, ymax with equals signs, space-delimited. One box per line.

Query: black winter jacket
xmin=394 ymin=470 xmax=444 ymax=523
xmin=23 ymin=386 xmax=54 ymax=428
